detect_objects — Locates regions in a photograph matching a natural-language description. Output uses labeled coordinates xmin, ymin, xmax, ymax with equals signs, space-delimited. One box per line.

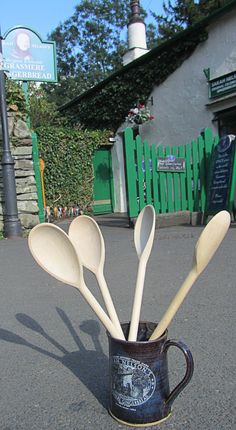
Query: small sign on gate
xmin=157 ymin=155 xmax=185 ymax=172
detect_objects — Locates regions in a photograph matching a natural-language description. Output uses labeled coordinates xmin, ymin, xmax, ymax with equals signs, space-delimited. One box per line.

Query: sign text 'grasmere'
xmin=2 ymin=26 xmax=57 ymax=83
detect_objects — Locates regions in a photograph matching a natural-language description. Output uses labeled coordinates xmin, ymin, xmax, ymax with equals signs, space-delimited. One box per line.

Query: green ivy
xmin=36 ymin=125 xmax=111 ymax=212
xmin=62 ymin=29 xmax=207 ymax=130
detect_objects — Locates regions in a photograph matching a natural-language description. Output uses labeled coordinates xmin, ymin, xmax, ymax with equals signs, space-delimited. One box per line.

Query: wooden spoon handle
xmin=128 ymin=259 xmax=147 ymax=341
xmin=97 ymin=272 xmax=125 ymax=339
xmin=76 ymin=281 xmax=124 ymax=340
xmin=149 ymin=270 xmax=197 ymax=340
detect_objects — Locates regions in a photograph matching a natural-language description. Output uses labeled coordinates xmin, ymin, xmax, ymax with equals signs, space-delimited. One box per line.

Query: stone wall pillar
xmin=0 ymin=113 xmax=40 ymax=233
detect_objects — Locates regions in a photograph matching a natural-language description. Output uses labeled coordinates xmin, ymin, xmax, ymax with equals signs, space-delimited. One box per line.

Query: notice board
xmin=206 ymin=135 xmax=235 ymax=214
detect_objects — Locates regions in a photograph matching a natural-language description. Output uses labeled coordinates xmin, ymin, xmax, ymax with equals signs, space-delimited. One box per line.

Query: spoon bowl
xmin=29 ymin=223 xmax=82 ymax=287
xmin=69 ymin=215 xmax=104 ymax=273
xmin=134 ymin=204 xmax=156 ymax=260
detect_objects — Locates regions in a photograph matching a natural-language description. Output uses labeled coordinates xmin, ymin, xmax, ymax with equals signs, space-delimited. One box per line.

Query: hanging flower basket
xmin=125 ymin=103 xmax=154 ymax=126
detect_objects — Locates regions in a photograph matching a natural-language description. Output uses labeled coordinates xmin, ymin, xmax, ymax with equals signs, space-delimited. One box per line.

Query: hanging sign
xmin=2 ymin=26 xmax=57 ymax=82
xmin=157 ymin=155 xmax=185 ymax=172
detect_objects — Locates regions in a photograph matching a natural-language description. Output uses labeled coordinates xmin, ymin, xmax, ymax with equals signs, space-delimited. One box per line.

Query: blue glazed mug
xmin=107 ymin=322 xmax=194 ymax=427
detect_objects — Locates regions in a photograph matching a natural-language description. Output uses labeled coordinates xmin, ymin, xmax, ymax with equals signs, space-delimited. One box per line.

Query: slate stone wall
xmin=0 ymin=113 xmax=40 ymax=233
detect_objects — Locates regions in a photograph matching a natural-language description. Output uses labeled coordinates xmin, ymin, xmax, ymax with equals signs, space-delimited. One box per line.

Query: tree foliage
xmin=51 ymin=0 xmax=129 ymax=78
xmin=44 ymin=0 xmax=158 ymax=106
xmin=45 ymin=0 xmax=130 ymax=105
xmin=29 ymin=83 xmax=62 ymax=129
xmin=151 ymin=0 xmax=232 ymax=41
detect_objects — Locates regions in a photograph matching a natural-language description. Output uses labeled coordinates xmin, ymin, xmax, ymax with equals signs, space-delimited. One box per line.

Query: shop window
xmin=213 ymin=107 xmax=236 ymax=136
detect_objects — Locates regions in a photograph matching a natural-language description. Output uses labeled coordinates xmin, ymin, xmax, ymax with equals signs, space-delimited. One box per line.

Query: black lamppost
xmin=0 ymin=31 xmax=22 ymax=237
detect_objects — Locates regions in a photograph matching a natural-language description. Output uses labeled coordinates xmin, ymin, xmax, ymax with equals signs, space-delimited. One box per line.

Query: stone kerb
xmin=0 ymin=113 xmax=40 ymax=233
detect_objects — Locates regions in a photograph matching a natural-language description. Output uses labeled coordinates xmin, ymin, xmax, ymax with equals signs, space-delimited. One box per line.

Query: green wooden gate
xmin=93 ymin=146 xmax=114 ymax=214
xmin=123 ymin=127 xmax=236 ymax=219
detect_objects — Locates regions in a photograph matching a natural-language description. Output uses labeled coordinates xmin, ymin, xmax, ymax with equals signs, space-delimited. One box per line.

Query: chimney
xmin=123 ymin=0 xmax=149 ymax=66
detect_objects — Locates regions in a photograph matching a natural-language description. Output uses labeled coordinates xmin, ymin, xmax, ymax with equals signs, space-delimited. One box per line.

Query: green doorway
xmin=93 ymin=146 xmax=114 ymax=214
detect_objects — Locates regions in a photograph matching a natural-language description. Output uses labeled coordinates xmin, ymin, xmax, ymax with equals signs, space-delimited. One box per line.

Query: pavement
xmin=0 ymin=214 xmax=235 ymax=430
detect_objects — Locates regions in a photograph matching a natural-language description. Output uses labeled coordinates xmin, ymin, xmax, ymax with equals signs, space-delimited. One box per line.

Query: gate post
xmin=123 ymin=128 xmax=139 ymax=220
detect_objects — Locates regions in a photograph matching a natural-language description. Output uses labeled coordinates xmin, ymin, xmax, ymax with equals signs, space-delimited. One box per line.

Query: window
xmin=213 ymin=107 xmax=236 ymax=137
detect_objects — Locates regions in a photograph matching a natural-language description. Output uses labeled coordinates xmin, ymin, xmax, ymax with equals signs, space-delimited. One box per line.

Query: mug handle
xmin=162 ymin=339 xmax=194 ymax=407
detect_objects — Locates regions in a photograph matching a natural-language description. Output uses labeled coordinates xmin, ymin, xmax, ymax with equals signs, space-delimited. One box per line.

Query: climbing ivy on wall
xmin=63 ymin=29 xmax=207 ymax=130
xmin=36 ymin=126 xmax=111 ymax=212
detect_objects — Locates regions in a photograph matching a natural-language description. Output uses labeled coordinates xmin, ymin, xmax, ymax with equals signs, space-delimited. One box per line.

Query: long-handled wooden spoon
xmin=68 ymin=215 xmax=124 ymax=339
xmin=128 ymin=205 xmax=156 ymax=341
xmin=149 ymin=210 xmax=231 ymax=340
xmin=28 ymin=223 xmax=123 ymax=340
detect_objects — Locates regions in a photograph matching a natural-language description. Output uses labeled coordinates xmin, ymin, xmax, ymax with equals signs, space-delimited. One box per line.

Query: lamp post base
xmin=3 ymin=217 xmax=22 ymax=238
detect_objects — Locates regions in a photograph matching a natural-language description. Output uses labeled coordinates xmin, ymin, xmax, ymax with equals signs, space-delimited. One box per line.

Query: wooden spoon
xmin=128 ymin=205 xmax=156 ymax=341
xmin=149 ymin=210 xmax=231 ymax=340
xmin=28 ymin=223 xmax=123 ymax=340
xmin=69 ymin=215 xmax=124 ymax=339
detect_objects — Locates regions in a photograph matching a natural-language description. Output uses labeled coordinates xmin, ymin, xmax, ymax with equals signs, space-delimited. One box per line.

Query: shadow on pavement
xmin=0 ymin=310 xmax=109 ymax=409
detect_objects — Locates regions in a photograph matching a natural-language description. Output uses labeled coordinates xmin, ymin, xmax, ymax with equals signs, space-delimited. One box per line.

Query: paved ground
xmin=0 ymin=215 xmax=235 ymax=429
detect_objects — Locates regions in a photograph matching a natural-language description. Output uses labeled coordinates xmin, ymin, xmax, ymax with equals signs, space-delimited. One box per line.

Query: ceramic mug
xmin=107 ymin=322 xmax=194 ymax=427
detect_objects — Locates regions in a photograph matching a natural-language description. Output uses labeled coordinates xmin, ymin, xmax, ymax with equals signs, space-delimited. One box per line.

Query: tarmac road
xmin=0 ymin=216 xmax=235 ymax=430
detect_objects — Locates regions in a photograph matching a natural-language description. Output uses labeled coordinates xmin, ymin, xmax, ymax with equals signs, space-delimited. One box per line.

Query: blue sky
xmin=1 ymin=0 xmax=164 ymax=40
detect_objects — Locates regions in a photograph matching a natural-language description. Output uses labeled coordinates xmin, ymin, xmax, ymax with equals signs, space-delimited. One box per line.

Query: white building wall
xmin=139 ymin=8 xmax=236 ymax=147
